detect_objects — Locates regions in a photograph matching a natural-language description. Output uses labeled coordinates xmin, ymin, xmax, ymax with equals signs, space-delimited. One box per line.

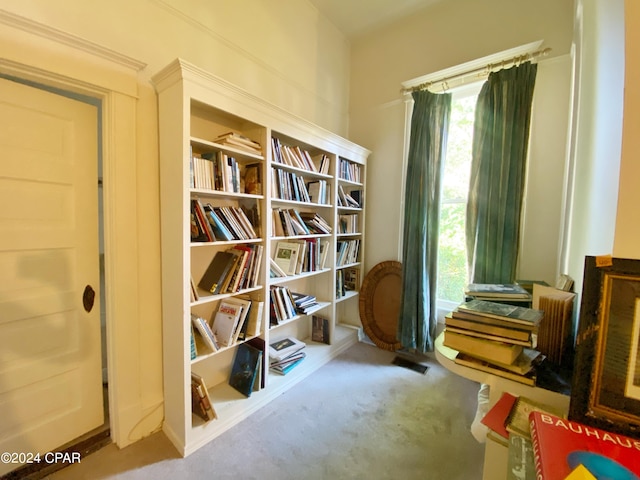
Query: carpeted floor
xmin=47 ymin=341 xmax=485 ymax=480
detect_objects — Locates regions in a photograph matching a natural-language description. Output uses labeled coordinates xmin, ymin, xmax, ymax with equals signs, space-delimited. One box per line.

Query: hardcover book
xmin=198 ymin=251 xmax=237 ymax=294
xmin=529 ymin=411 xmax=640 ymax=479
xmin=211 ymin=299 xmax=244 ymax=347
xmin=481 ymin=392 xmax=519 ymax=440
xmin=455 ymin=299 xmax=543 ymax=330
xmin=443 ymin=329 xmax=524 ymax=365
xmin=465 ymin=283 xmax=531 ymax=299
xmin=445 ymin=313 xmax=532 ymax=342
xmin=311 ymin=315 xmax=330 ymax=344
xmin=269 ymin=336 xmax=306 ymax=362
xmin=191 ymin=372 xmax=217 ymax=421
xmin=228 ymin=343 xmax=262 ymax=397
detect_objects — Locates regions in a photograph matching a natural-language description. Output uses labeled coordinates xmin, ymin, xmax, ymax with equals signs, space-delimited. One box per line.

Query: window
xmin=436 ymin=83 xmax=481 ymax=310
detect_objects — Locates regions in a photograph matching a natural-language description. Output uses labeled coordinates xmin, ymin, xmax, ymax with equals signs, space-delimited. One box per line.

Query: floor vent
xmin=392 ymin=356 xmax=429 ymax=374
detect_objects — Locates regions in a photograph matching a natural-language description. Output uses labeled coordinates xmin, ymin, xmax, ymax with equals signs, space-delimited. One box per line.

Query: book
xmin=224 ymin=296 xmax=252 ymax=344
xmin=270 ymin=353 xmax=305 ymax=375
xmin=506 ymin=396 xmax=566 ymax=438
xmin=228 ymin=343 xmax=262 ymax=397
xmin=443 ymin=329 xmax=524 ymax=365
xmin=481 ymin=391 xmax=519 ymax=440
xmin=247 ymin=337 xmax=267 ymax=390
xmin=444 ymin=325 xmax=536 ymax=348
xmin=312 ymin=315 xmax=330 ymax=344
xmin=454 ymin=352 xmax=537 ymax=386
xmin=198 ymin=251 xmax=237 ymax=294
xmin=190 ymin=323 xmax=198 ymax=360
xmin=445 ymin=313 xmax=532 ymax=342
xmin=507 ymin=433 xmax=536 ymax=480
xmin=465 ymin=283 xmax=531 ymax=299
xmin=273 ymin=241 xmax=301 ymax=275
xmin=269 ymin=336 xmax=306 ymax=362
xmin=243 ymin=162 xmax=262 ymax=195
xmin=454 ymin=299 xmax=543 ymax=330
xmin=211 ymin=299 xmax=245 ymax=347
xmin=191 ymin=372 xmax=217 ymax=421
xmin=191 ymin=313 xmax=219 ymax=353
xmin=529 ymin=411 xmax=640 ymax=479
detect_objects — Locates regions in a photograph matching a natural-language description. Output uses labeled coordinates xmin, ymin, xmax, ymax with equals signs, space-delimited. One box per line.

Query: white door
xmin=0 ymin=77 xmax=103 ymax=474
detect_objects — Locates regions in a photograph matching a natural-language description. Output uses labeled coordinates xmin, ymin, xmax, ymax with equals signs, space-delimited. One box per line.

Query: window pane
xmin=437 ymin=91 xmax=477 ymax=304
xmin=437 ymin=202 xmax=468 ymax=303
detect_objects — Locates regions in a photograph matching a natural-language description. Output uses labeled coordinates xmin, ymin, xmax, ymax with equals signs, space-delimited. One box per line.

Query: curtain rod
xmin=403 ymin=47 xmax=552 ymax=94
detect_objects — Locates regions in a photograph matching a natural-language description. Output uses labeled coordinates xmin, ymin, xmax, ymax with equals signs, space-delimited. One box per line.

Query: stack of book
xmin=214 ymin=131 xmax=262 ymax=155
xmin=443 ymin=299 xmax=545 ymax=385
xmin=269 ymin=285 xmax=319 ymax=325
xmin=269 ymin=337 xmax=306 ymax=375
xmin=465 ymin=283 xmax=533 ymax=304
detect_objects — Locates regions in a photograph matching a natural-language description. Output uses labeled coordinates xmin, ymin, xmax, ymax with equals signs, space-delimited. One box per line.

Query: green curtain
xmin=398 ymin=90 xmax=451 ymax=353
xmin=466 ymin=62 xmax=538 ymax=284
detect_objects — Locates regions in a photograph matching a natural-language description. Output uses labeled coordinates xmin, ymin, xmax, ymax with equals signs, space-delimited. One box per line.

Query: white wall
xmin=564 ymin=0 xmax=625 ymax=297
xmin=349 ymin=0 xmax=575 ymax=282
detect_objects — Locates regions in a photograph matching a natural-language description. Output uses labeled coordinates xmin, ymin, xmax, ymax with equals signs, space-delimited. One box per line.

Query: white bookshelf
xmin=152 ymin=58 xmax=370 ymax=456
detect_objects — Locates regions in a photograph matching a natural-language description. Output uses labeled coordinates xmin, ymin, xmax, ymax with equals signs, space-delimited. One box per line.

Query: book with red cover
xmin=481 ymin=392 xmax=518 ymax=440
xmin=529 ymin=411 xmax=640 ymax=479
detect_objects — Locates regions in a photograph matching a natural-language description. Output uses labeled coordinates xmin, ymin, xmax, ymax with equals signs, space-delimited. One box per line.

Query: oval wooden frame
xmin=359 ymin=260 xmax=403 ymax=351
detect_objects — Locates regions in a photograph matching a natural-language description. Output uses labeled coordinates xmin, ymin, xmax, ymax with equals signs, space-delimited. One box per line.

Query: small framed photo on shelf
xmin=569 ymin=256 xmax=640 ymax=438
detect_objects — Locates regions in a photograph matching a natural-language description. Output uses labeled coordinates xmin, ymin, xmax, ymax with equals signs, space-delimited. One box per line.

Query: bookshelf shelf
xmin=153 ymin=58 xmax=369 ymax=457
xmin=191 ymin=188 xmax=264 ymax=200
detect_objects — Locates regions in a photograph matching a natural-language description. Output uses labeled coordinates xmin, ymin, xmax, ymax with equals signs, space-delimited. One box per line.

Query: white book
xmin=269 ymin=336 xmax=306 ymax=362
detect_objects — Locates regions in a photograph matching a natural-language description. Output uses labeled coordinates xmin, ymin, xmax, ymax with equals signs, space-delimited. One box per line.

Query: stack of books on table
xmin=465 ymin=283 xmax=533 ymax=305
xmin=443 ymin=299 xmax=545 ymax=385
xmin=269 ymin=336 xmax=306 ymax=375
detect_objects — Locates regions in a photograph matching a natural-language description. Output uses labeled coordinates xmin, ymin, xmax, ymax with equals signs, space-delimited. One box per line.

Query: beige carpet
xmin=49 ymin=341 xmax=485 ymax=480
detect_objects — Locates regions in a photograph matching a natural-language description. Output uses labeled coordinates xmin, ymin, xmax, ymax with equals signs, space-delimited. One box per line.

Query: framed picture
xmin=569 ymin=256 xmax=640 ymax=438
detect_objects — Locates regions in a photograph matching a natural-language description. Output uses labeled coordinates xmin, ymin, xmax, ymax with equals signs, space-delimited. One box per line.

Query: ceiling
xmin=308 ymin=0 xmax=444 ymax=39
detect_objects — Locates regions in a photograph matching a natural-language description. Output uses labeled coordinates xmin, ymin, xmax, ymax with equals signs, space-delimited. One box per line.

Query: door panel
xmin=0 ymin=78 xmax=103 ymax=473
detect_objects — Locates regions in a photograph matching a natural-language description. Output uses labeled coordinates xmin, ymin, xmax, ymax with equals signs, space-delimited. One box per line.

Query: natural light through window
xmin=437 ymin=83 xmax=481 ymax=308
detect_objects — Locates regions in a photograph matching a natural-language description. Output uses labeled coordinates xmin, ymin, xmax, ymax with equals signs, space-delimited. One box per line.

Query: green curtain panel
xmin=398 ymin=90 xmax=451 ymax=353
xmin=466 ymin=62 xmax=538 ymax=284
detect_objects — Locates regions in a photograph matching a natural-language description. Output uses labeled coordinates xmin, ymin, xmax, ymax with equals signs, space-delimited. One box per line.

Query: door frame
xmin=0 ymin=10 xmax=152 ymax=449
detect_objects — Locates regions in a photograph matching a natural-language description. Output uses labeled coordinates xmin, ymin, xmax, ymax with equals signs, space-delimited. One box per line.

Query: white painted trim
xmin=0 ymin=8 xmax=145 ymax=72
xmin=0 ymin=11 xmax=152 ymax=450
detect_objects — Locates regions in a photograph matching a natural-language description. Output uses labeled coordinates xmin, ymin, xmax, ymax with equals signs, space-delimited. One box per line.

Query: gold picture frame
xmin=569 ymin=256 xmax=640 ymax=437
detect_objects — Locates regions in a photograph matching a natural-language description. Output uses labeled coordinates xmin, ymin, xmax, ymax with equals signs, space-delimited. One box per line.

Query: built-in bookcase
xmin=152 ymin=59 xmax=369 ymax=456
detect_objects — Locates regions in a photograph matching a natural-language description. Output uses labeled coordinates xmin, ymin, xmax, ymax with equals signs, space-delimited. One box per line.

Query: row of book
xmin=443 ymin=298 xmax=544 ymax=386
xmin=338 ymin=157 xmax=362 ymax=183
xmin=336 ymin=239 xmax=360 ymax=266
xmin=336 ymin=267 xmax=360 ymax=298
xmin=271 ymin=208 xmax=332 ymax=237
xmin=192 ymin=149 xmax=258 ymax=194
xmin=338 ymin=213 xmax=359 ymax=234
xmin=191 ymin=199 xmax=259 ymax=243
xmin=481 ymin=392 xmax=640 ymax=479
xmin=337 ymin=185 xmax=361 ymax=208
xmin=196 ymin=246 xmax=263 ymax=296
xmin=271 ymin=137 xmax=329 ymax=174
xmin=270 ymin=239 xmax=329 ymax=277
xmin=269 ymin=285 xmax=319 ymax=325
xmin=271 ymin=168 xmax=314 ymax=203
xmin=191 ymin=295 xmax=263 ymax=355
